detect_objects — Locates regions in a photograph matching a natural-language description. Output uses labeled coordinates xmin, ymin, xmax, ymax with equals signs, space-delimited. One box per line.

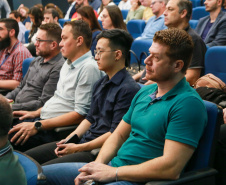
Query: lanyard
xmin=0 ymin=42 xmax=20 ymax=68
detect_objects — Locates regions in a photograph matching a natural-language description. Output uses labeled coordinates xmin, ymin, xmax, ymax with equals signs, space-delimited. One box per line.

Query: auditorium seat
xmin=127 ymin=20 xmax=146 ymax=39
xmin=192 ymin=6 xmax=209 ymax=20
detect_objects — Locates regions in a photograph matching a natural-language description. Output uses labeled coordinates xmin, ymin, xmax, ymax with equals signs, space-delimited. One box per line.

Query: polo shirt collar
xmin=42 ymin=52 xmax=63 ymax=65
xmin=101 ymin=68 xmax=127 ymax=86
xmin=0 ymin=141 xmax=11 ymax=157
xmin=68 ymin=51 xmax=92 ymax=69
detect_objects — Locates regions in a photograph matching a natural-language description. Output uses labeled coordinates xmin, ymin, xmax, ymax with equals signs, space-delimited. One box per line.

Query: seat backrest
xmin=190 ymin=0 xmax=202 ymax=8
xmin=121 ymin=9 xmax=129 ymax=20
xmin=22 ymin=57 xmax=35 ymax=78
xmin=24 ymin=30 xmax=30 ymax=44
xmin=58 ymin=18 xmax=71 ymax=27
xmin=192 ymin=6 xmax=209 ymax=20
xmin=189 ymin=20 xmax=198 ymax=29
xmin=98 ymin=20 xmax=103 ymax=30
xmin=127 ymin=20 xmax=146 ymax=39
xmin=14 ymin=151 xmax=46 ymax=185
xmin=185 ymin=100 xmax=221 ymax=172
xmin=204 ymin=46 xmax=226 ymax=83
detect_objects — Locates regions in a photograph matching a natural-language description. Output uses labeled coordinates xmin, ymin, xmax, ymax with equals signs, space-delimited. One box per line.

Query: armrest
xmin=145 ymin=168 xmax=217 ymax=185
xmin=54 ymin=125 xmax=78 ymax=140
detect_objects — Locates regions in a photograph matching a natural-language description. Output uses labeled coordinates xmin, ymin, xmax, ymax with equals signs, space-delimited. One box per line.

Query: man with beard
xmin=0 ymin=18 xmax=32 ymax=95
xmin=64 ymin=0 xmax=77 ymax=19
xmin=5 ymin=23 xmax=65 ymax=111
xmin=195 ymin=0 xmax=226 ymax=47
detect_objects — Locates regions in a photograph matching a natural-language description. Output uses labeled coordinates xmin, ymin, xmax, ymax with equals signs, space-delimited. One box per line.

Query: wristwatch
xmin=34 ymin=121 xmax=42 ymax=131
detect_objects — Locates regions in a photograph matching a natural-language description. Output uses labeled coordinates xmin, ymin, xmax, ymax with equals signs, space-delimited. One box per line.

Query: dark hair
xmin=64 ymin=20 xmax=92 ymax=48
xmin=77 ymin=6 xmax=102 ymax=31
xmin=0 ymin=95 xmax=12 ymax=138
xmin=45 ymin=3 xmax=64 ymax=19
xmin=34 ymin=3 xmax=44 ymax=12
xmin=96 ymin=29 xmax=133 ymax=66
xmin=10 ymin=10 xmax=22 ymax=20
xmin=39 ymin=23 xmax=62 ymax=44
xmin=177 ymin=0 xmax=192 ymax=20
xmin=29 ymin=6 xmax=43 ymax=33
xmin=99 ymin=0 xmax=113 ymax=14
xmin=44 ymin=8 xmax=60 ymax=20
xmin=153 ymin=28 xmax=194 ymax=73
xmin=105 ymin=5 xmax=127 ymax=31
xmin=0 ymin=18 xmax=19 ymax=38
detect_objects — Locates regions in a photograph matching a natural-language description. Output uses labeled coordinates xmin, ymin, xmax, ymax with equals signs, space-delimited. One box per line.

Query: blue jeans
xmin=43 ymin=163 xmax=144 ymax=185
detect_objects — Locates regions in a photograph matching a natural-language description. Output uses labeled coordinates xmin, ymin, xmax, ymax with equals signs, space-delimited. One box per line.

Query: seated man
xmin=42 ymin=28 xmax=207 ymax=185
xmin=25 ymin=29 xmax=140 ymax=165
xmin=5 ymin=23 xmax=65 ymax=111
xmin=9 ymin=11 xmax=27 ymax=44
xmin=8 ymin=20 xmax=103 ymax=152
xmin=0 ymin=95 xmax=26 ymax=185
xmin=42 ymin=8 xmax=60 ymax=25
xmin=0 ymin=18 xmax=32 ymax=94
xmin=195 ymin=0 xmax=226 ymax=47
xmin=136 ymin=0 xmax=168 ymax=40
xmin=139 ymin=0 xmax=154 ymax=21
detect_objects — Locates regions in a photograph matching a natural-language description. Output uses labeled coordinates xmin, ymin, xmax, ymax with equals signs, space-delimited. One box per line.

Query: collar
xmin=149 ymin=90 xmax=163 ymax=103
xmin=155 ymin=14 xmax=164 ymax=21
xmin=4 ymin=40 xmax=20 ymax=55
xmin=41 ymin=52 xmax=63 ymax=65
xmin=0 ymin=141 xmax=12 ymax=157
xmin=101 ymin=68 xmax=127 ymax=86
xmin=184 ymin=25 xmax=191 ymax=32
xmin=67 ymin=51 xmax=92 ymax=69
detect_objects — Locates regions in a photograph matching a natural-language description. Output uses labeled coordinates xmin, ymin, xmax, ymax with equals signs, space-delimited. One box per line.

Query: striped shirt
xmin=0 ymin=40 xmax=32 ymax=81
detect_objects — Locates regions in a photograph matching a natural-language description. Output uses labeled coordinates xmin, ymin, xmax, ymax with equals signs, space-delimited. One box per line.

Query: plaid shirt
xmin=0 ymin=40 xmax=32 ymax=81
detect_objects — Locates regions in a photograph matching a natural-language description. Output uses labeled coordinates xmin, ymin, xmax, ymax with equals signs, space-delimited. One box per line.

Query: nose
xmin=59 ymin=40 xmax=63 ymax=47
xmin=95 ymin=53 xmax=100 ymax=60
xmin=144 ymin=54 xmax=153 ymax=65
xmin=163 ymin=9 xmax=167 ymax=16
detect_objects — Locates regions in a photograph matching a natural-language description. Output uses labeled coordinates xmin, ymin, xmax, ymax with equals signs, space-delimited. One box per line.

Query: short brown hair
xmin=153 ymin=28 xmax=194 ymax=73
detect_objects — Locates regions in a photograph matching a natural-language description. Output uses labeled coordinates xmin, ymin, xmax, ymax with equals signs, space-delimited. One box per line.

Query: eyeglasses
xmin=151 ymin=1 xmax=162 ymax=5
xmin=94 ymin=50 xmax=117 ymax=57
xmin=36 ymin=38 xmax=53 ymax=43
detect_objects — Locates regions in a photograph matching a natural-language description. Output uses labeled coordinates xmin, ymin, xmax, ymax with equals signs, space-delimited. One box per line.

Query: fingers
xmin=10 ymin=129 xmax=26 ymax=145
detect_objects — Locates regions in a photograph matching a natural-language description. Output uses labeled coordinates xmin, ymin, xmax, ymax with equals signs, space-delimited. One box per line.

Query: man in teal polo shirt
xmin=42 ymin=28 xmax=208 ymax=185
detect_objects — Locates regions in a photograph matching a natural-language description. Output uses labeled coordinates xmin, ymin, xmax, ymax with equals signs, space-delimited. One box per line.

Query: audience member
xmin=140 ymin=0 xmax=154 ymax=21
xmin=164 ymin=0 xmax=206 ymax=85
xmin=118 ymin=0 xmax=132 ymax=10
xmin=42 ymin=8 xmax=61 ymax=26
xmin=8 ymin=20 xmax=103 ymax=152
xmin=5 ymin=23 xmax=64 ymax=111
xmin=77 ymin=6 xmax=102 ymax=56
xmin=98 ymin=0 xmax=115 ymax=20
xmin=195 ymin=0 xmax=226 ymax=47
xmin=42 ymin=28 xmax=207 ymax=185
xmin=0 ymin=95 xmax=26 ymax=185
xmin=9 ymin=11 xmax=27 ymax=43
xmin=26 ymin=6 xmax=43 ymax=56
xmin=25 ymin=29 xmax=140 ymax=165
xmin=45 ymin=3 xmax=64 ymax=19
xmin=125 ymin=0 xmax=145 ymax=23
xmin=64 ymin=0 xmax=77 ymax=19
xmin=17 ymin=5 xmax=31 ymax=29
xmin=101 ymin=5 xmax=127 ymax=30
xmin=136 ymin=0 xmax=167 ymax=40
xmin=86 ymin=0 xmax=102 ymax=10
xmin=0 ymin=0 xmax=11 ymax=18
xmin=34 ymin=3 xmax=44 ymax=13
xmin=0 ymin=18 xmax=32 ymax=94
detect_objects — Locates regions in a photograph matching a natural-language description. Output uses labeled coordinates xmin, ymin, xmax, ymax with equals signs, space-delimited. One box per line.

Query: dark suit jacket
xmin=195 ymin=11 xmax=226 ymax=47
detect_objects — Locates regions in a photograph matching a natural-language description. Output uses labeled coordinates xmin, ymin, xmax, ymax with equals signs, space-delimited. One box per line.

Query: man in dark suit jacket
xmin=195 ymin=0 xmax=226 ymax=47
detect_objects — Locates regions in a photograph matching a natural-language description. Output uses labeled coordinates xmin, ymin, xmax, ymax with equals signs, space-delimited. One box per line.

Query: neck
xmin=155 ymin=9 xmax=165 ymax=18
xmin=106 ymin=62 xmax=125 ymax=80
xmin=156 ymin=74 xmax=184 ymax=97
xmin=177 ymin=20 xmax=189 ymax=30
xmin=0 ymin=137 xmax=7 ymax=149
xmin=43 ymin=50 xmax=60 ymax=63
xmin=9 ymin=38 xmax=18 ymax=50
xmin=209 ymin=8 xmax=221 ymax=23
xmin=70 ymin=47 xmax=89 ymax=62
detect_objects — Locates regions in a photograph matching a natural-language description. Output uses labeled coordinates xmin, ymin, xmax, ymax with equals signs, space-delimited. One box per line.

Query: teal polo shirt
xmin=111 ymin=77 xmax=207 ymax=167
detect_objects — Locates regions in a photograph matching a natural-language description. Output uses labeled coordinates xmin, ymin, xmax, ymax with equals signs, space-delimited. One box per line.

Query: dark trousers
xmin=25 ymin=141 xmax=96 ymax=166
xmin=215 ymin=124 xmax=226 ymax=185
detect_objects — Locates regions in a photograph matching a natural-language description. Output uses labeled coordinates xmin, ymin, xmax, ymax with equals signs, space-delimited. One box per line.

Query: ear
xmin=54 ymin=17 xmax=58 ymax=23
xmin=174 ymin=60 xmax=184 ymax=73
xmin=9 ymin=29 xmax=15 ymax=37
xmin=50 ymin=41 xmax=58 ymax=50
xmin=180 ymin=9 xmax=187 ymax=19
xmin=115 ymin=50 xmax=123 ymax=61
xmin=76 ymin=36 xmax=84 ymax=47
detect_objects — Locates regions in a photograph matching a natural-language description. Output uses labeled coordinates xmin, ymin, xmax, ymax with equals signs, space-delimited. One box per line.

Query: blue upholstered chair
xmin=98 ymin=20 xmax=103 ymax=30
xmin=127 ymin=20 xmax=146 ymax=39
xmin=58 ymin=19 xmax=71 ymax=27
xmin=121 ymin=9 xmax=129 ymax=20
xmin=189 ymin=20 xmax=198 ymax=29
xmin=204 ymin=46 xmax=226 ymax=83
xmin=14 ymin=151 xmax=46 ymax=185
xmin=190 ymin=0 xmax=202 ymax=8
xmin=24 ymin=30 xmax=30 ymax=44
xmin=22 ymin=57 xmax=35 ymax=78
xmin=192 ymin=6 xmax=209 ymax=20
xmin=145 ymin=100 xmax=221 ymax=185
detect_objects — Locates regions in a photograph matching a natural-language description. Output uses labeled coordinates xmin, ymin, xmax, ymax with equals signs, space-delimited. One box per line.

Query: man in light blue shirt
xmin=9 ymin=20 xmax=103 ymax=152
xmin=136 ymin=0 xmax=168 ymax=40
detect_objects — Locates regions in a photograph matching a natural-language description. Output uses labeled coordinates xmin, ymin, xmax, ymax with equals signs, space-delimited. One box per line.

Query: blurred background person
xmin=45 ymin=3 xmax=64 ymax=19
xmin=125 ymin=0 xmax=144 ymax=23
xmin=98 ymin=0 xmax=115 ymax=19
xmin=118 ymin=0 xmax=132 ymax=10
xmin=0 ymin=0 xmax=11 ymax=18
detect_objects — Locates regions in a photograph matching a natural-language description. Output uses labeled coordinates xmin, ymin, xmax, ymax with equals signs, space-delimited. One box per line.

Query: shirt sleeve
xmin=3 ymin=0 xmax=11 ymax=18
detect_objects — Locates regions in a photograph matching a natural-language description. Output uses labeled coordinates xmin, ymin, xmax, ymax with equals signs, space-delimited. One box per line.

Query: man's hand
xmin=56 ymin=143 xmax=84 ymax=157
xmin=8 ymin=122 xmax=38 ymax=145
xmin=74 ymin=162 xmax=116 ymax=185
xmin=13 ymin=110 xmax=38 ymax=120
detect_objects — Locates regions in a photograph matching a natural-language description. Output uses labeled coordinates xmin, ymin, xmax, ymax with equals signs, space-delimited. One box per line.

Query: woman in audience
xmin=17 ymin=5 xmax=31 ymax=29
xmin=45 ymin=3 xmax=64 ymax=19
xmin=125 ymin=0 xmax=144 ymax=23
xmin=26 ymin=6 xmax=43 ymax=56
xmin=98 ymin=0 xmax=115 ymax=20
xmin=101 ymin=5 xmax=127 ymax=30
xmin=77 ymin=6 xmax=102 ymax=56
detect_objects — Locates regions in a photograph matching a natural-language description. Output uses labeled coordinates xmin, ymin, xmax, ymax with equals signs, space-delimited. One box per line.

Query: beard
xmin=0 ymin=35 xmax=11 ymax=50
